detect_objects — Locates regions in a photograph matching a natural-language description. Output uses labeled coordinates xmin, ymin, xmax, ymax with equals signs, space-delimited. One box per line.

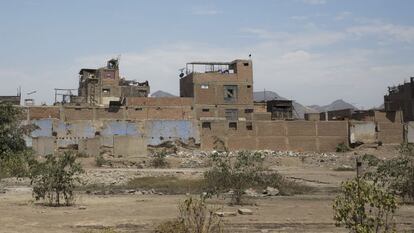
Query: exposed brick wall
xmin=95 ymin=108 xmax=125 ymax=120
xmin=288 ymin=136 xmax=317 ymax=152
xmin=64 ymin=108 xmax=94 ymax=121
xmin=126 ymin=97 xmax=193 ymax=106
xmin=200 ymin=120 xmax=349 ymax=152
xmin=28 ymin=107 xmax=60 ymax=120
xmin=256 ymin=136 xmax=287 ymax=151
xmin=377 ymin=122 xmax=403 ymax=144
xmin=286 ymin=121 xmax=316 ymax=136
xmin=317 ymin=121 xmax=348 ymax=136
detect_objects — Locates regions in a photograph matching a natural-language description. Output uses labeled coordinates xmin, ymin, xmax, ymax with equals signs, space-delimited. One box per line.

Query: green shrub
xmin=333 ymin=177 xmax=397 ymax=233
xmin=0 ymin=103 xmax=37 ymax=179
xmin=336 ymin=142 xmax=350 ymax=152
xmin=204 ymin=151 xmax=312 ymax=204
xmin=364 ymin=143 xmax=414 ymax=201
xmin=204 ymin=151 xmax=265 ymax=205
xmin=30 ymin=152 xmax=84 ymax=206
xmin=258 ymin=172 xmax=313 ymax=196
xmin=361 ymin=154 xmax=381 ymax=166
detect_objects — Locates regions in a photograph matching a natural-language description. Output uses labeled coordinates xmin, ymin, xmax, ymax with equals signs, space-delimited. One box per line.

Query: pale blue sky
xmin=1 ymin=0 xmax=414 ymax=108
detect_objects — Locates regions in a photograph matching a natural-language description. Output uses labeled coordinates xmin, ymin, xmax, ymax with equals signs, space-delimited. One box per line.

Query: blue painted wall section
xmin=31 ymin=119 xmax=53 ymax=137
xmin=102 ymin=121 xmax=141 ymax=136
xmin=146 ymin=120 xmax=198 ymax=145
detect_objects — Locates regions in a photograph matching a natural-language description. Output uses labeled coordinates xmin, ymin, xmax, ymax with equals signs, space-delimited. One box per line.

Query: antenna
xmin=27 ymin=90 xmax=37 ymax=95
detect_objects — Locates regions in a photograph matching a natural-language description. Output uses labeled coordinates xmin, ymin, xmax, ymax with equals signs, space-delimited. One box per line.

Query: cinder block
xmin=288 ymin=136 xmax=317 ymax=152
xmin=287 ymin=121 xmax=316 ymax=136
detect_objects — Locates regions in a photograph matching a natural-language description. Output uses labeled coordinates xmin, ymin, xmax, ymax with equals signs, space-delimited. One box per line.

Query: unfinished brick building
xmin=70 ymin=58 xmax=150 ymax=106
xmin=19 ymin=58 xmax=408 ymax=157
xmin=384 ymin=77 xmax=414 ymax=122
xmin=179 ymin=60 xmax=254 ymax=120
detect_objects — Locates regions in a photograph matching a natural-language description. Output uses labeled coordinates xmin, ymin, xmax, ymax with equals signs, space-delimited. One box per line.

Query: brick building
xmin=179 ymin=60 xmax=254 ymax=120
xmin=384 ymin=77 xmax=414 ymax=122
xmin=70 ymin=58 xmax=150 ymax=106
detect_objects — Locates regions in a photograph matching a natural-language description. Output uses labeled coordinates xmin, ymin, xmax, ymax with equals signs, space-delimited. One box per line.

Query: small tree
xmin=204 ymin=151 xmax=264 ymax=205
xmin=30 ymin=152 xmax=84 ymax=206
xmin=0 ymin=103 xmax=36 ymax=178
xmin=364 ymin=143 xmax=414 ymax=201
xmin=155 ymin=196 xmax=223 ymax=233
xmin=333 ymin=178 xmax=398 ymax=233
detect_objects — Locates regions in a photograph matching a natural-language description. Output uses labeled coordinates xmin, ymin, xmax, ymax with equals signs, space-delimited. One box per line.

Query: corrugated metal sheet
xmin=146 ymin=120 xmax=198 ymax=145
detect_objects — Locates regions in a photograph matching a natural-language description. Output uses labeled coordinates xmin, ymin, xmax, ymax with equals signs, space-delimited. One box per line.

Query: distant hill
xmin=308 ymin=99 xmax=357 ymax=112
xmin=150 ymin=90 xmax=177 ymax=98
xmin=253 ymin=91 xmax=318 ymax=119
xmin=253 ymin=91 xmax=285 ymax=101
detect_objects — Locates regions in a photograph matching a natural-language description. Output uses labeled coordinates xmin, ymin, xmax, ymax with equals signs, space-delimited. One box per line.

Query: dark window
xmin=243 ymin=63 xmax=249 ymax=66
xmin=135 ymin=107 xmax=143 ymax=111
xmin=102 ymin=88 xmax=110 ymax=94
xmin=229 ymin=122 xmax=237 ymax=130
xmin=246 ymin=122 xmax=253 ymax=130
xmin=225 ymin=109 xmax=238 ymax=121
xmin=244 ymin=108 xmax=253 ymax=113
xmin=202 ymin=108 xmax=210 ymax=112
xmin=247 ymin=85 xmax=252 ymax=88
xmin=202 ymin=122 xmax=211 ymax=129
xmin=224 ymin=85 xmax=238 ymax=103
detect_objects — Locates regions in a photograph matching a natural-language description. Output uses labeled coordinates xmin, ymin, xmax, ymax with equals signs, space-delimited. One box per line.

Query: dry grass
xmin=126 ymin=176 xmax=205 ymax=194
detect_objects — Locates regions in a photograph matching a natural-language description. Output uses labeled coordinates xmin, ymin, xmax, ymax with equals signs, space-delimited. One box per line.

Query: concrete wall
xmin=114 ymin=136 xmax=147 ymax=157
xmin=32 ymin=137 xmax=55 ymax=156
xmin=304 ymin=113 xmax=320 ymax=121
xmin=28 ymin=119 xmax=198 ymax=156
xmin=349 ymin=121 xmax=376 ymax=144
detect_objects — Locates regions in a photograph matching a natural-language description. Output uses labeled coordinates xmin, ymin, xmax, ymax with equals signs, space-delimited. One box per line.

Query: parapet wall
xmin=26 ymin=104 xmax=194 ymax=121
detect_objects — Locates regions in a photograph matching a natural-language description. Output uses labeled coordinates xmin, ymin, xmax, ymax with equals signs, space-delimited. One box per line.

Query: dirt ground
xmin=1 ymin=145 xmax=414 ymax=233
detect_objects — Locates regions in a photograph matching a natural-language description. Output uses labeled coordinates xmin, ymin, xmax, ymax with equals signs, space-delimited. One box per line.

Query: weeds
xmin=155 ymin=196 xmax=224 ymax=233
xmin=95 ymin=154 xmax=110 ymax=167
xmin=336 ymin=142 xmax=350 ymax=153
xmin=150 ymin=151 xmax=169 ymax=168
xmin=126 ymin=177 xmax=205 ymax=194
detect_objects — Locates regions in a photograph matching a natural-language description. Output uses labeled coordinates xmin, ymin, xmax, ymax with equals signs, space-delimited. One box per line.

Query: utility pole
xmin=356 ymin=156 xmax=363 ymax=226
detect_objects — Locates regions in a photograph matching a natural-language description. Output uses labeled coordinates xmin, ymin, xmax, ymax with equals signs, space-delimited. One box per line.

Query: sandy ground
xmin=1 ymin=145 xmax=413 ymax=233
xmin=1 ymin=192 xmax=413 ymax=233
